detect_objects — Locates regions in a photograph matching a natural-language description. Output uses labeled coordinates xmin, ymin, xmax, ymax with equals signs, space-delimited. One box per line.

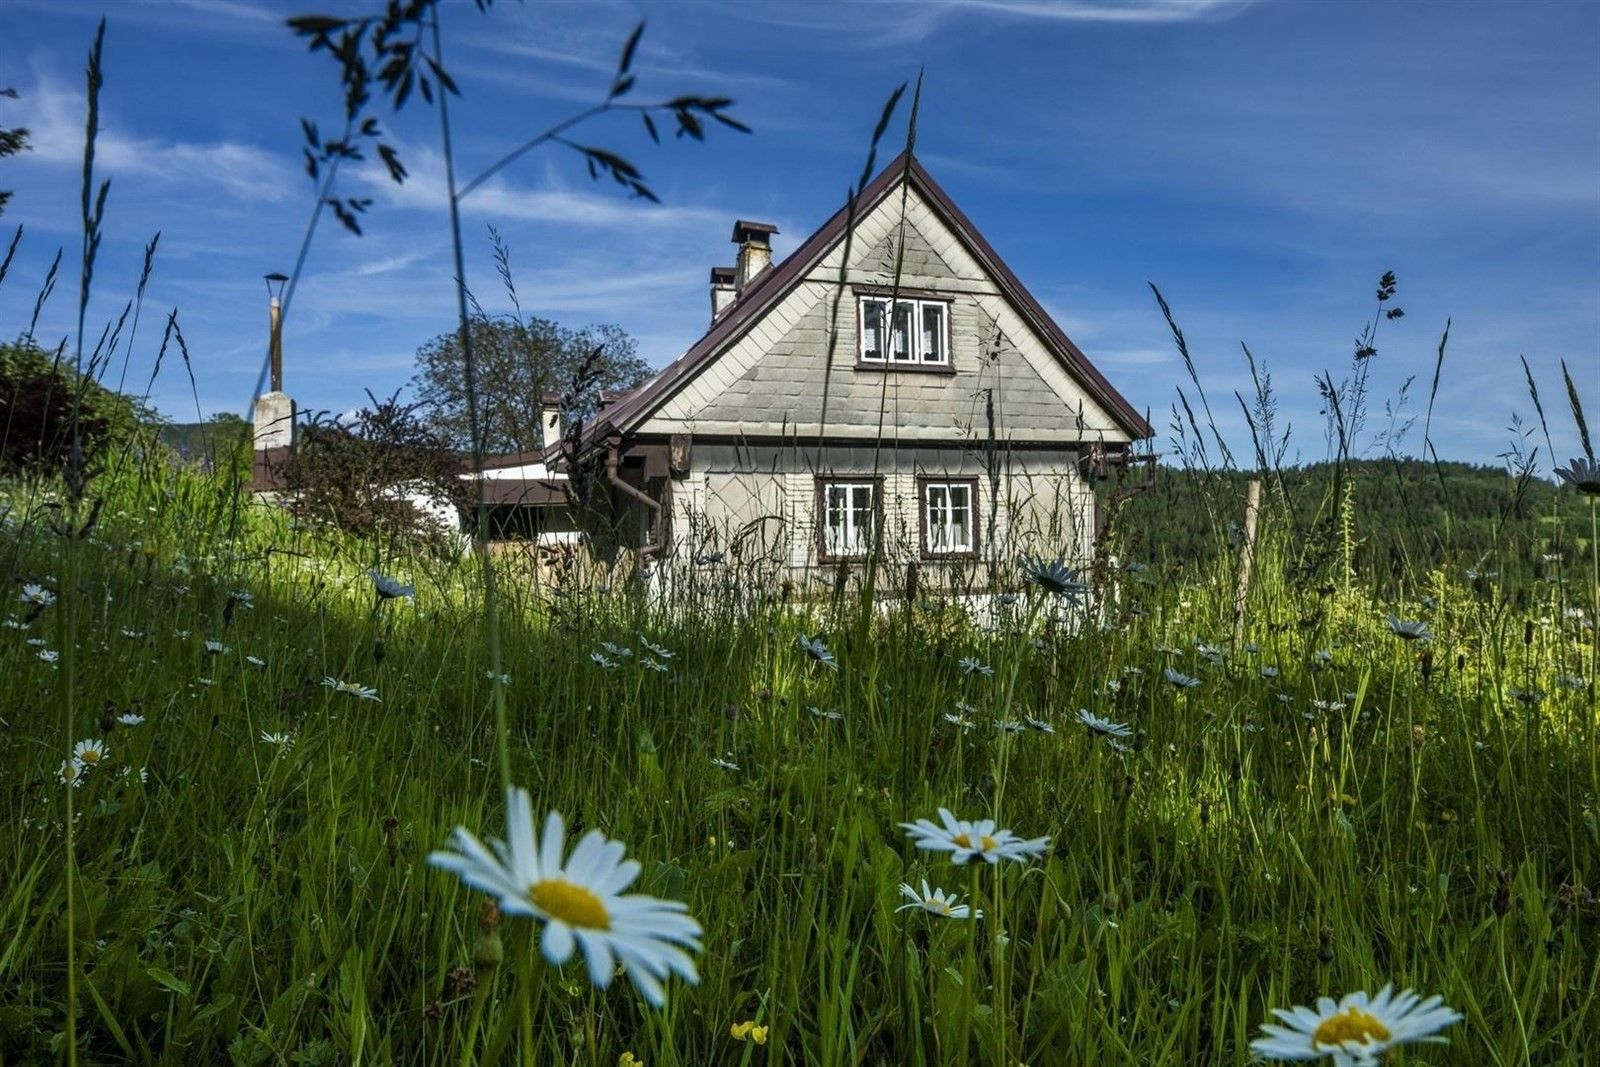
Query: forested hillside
xmin=1115 ymin=458 xmax=1587 ymax=582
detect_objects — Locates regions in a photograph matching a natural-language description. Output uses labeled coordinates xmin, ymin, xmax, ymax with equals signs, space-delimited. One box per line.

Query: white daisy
xmin=900 ymin=808 xmax=1050 ymax=865
xmin=37 ymin=649 xmax=59 ymax=664
xmin=368 ymin=570 xmax=415 ymax=600
xmin=121 ymin=628 xmax=144 ymax=639
xmin=73 ymin=739 xmax=108 ymax=769
xmin=807 ymin=705 xmax=843 ymax=721
xmin=428 ymin=788 xmax=703 ymax=1007
xmin=711 ymin=755 xmax=740 ymax=772
xmin=203 ymin=640 xmax=230 ymax=655
xmin=1024 ymin=715 xmax=1056 ymax=734
xmin=1019 ymin=556 xmax=1089 ymax=599
xmin=19 ymin=583 xmax=55 ymax=607
xmin=246 ymin=655 xmax=267 ymax=669
xmin=58 ymin=758 xmax=86 ymax=787
xmin=996 ymin=719 xmax=1026 ymax=734
xmin=116 ymin=713 xmax=145 ymax=726
xmin=958 ymin=656 xmax=994 ymax=677
xmin=897 ymin=880 xmax=980 ymax=920
xmin=1261 ymin=666 xmax=1281 ymax=679
xmin=260 ymin=731 xmax=294 ymax=747
xmin=1076 ymin=708 xmax=1133 ymax=739
xmin=1385 ymin=615 xmax=1432 ymax=642
xmin=942 ymin=711 xmax=975 ymax=731
xmin=322 ymin=677 xmax=380 ymax=701
xmin=1250 ymin=984 xmax=1462 ymax=1065
xmin=590 ymin=652 xmax=618 ymax=670
xmin=1164 ymin=667 xmax=1201 ymax=689
xmin=639 ymin=637 xmax=674 ymax=660
xmin=599 ymin=641 xmax=633 ymax=659
xmin=798 ymin=634 xmax=838 ymax=671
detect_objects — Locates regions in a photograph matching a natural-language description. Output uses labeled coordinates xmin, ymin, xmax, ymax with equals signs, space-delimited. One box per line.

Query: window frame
xmin=856 ymin=292 xmax=953 ymax=371
xmin=917 ymin=476 xmax=980 ymax=560
xmin=814 ymin=475 xmax=884 ymax=563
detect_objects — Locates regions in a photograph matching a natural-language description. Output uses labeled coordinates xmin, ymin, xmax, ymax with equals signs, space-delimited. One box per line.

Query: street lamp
xmin=264 ymin=272 xmax=288 ymax=392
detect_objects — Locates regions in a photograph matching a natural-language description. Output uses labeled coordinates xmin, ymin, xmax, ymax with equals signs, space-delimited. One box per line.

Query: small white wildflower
xmin=368 ymin=570 xmax=415 ymax=600
xmin=798 ymin=634 xmax=838 ymax=671
xmin=322 ymin=677 xmax=379 ymax=701
xmin=958 ymin=656 xmax=994 ymax=677
xmin=1163 ymin=667 xmax=1201 ymax=689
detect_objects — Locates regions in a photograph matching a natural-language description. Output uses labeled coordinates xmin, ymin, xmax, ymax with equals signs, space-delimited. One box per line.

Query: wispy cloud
xmin=946 ymin=0 xmax=1254 ymax=23
xmin=349 ymin=146 xmax=743 ymax=233
xmin=21 ymin=78 xmax=295 ymax=203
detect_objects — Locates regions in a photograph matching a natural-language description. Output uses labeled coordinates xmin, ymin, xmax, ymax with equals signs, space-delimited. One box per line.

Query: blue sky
xmin=1 ymin=0 xmax=1595 ymax=466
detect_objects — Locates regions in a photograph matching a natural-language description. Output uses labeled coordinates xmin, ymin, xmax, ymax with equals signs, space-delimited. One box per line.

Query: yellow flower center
xmin=951 ymin=832 xmax=997 ymax=852
xmin=529 ymin=879 xmax=610 ymax=929
xmin=80 ymin=749 xmax=103 ymax=765
xmin=1313 ymin=1007 xmax=1391 ymax=1048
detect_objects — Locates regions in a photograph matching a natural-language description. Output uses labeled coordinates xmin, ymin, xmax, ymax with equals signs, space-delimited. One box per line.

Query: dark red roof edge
xmin=589 ymin=151 xmax=1153 ymax=447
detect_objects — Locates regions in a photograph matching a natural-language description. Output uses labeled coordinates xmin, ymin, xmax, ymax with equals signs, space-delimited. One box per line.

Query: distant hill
xmin=1114 ymin=458 xmax=1587 ymax=583
xmin=152 ymin=415 xmax=251 ymax=468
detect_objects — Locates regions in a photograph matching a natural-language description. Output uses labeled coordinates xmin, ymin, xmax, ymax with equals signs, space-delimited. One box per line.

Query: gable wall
xmin=636 ymin=184 xmax=1134 ymax=446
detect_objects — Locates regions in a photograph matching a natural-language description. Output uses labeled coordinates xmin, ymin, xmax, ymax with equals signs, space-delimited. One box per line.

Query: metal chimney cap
xmin=731 ymin=220 xmax=778 ymax=243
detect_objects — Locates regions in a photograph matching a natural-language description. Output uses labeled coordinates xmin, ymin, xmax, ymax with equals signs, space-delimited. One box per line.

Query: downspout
xmin=1095 ymin=450 xmax=1159 ymax=539
xmin=605 ymin=440 xmax=663 ymax=563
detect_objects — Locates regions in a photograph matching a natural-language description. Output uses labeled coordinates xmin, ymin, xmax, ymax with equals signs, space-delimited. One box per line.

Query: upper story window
xmin=859 ymin=295 xmax=950 ymax=366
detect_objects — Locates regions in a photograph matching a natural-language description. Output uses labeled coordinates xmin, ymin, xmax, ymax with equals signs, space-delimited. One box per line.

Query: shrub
xmin=0 ymin=340 xmax=145 ymax=480
xmin=277 ymin=390 xmax=471 ymax=550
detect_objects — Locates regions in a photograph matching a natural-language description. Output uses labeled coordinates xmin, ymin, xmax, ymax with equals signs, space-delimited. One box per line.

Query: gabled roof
xmin=580 ymin=151 xmax=1153 ymax=450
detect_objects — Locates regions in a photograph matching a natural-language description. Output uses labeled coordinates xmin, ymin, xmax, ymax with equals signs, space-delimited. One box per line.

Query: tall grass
xmin=1 ymin=443 xmax=1596 ymax=1063
xmin=2 ymin=11 xmax=1597 ymax=1065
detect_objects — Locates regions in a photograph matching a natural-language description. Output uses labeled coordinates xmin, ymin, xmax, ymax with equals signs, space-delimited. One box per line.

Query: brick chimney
xmin=731 ymin=220 xmax=778 ymax=293
xmin=709 ymin=266 xmax=737 ymax=322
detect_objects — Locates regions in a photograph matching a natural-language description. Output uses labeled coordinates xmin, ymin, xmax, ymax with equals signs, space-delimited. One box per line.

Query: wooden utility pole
xmin=1233 ymin=479 xmax=1262 ymax=645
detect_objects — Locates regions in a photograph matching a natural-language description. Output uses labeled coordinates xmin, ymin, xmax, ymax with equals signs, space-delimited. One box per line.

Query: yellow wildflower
xmin=730 ymin=1020 xmax=768 ymax=1044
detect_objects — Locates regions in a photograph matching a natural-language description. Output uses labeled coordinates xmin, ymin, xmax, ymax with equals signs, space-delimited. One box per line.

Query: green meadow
xmin=2 ymin=453 xmax=1595 ymax=1065
xmin=2 ymin=9 xmax=1597 ymax=1064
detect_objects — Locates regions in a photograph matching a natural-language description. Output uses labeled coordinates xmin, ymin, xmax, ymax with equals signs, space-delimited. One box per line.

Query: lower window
xmin=922 ymin=480 xmax=976 ymax=556
xmin=819 ymin=480 xmax=877 ymax=559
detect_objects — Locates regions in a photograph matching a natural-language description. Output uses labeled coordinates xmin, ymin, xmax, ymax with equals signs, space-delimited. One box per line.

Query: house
xmin=554 ymin=151 xmax=1153 ymax=589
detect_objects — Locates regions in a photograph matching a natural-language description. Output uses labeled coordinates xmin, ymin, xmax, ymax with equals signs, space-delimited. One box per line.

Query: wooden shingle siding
xmin=639 ymin=184 xmax=1128 ymax=444
xmin=669 ymin=442 xmax=1095 ymax=584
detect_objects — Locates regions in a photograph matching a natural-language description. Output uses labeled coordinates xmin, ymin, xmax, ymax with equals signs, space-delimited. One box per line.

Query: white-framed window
xmin=922 ymin=480 xmax=976 ymax=556
xmin=819 ymin=479 xmax=877 ymax=559
xmin=859 ymin=295 xmax=950 ymax=365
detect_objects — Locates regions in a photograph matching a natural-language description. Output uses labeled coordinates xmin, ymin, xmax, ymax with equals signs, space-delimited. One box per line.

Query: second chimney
xmin=732 ymin=219 xmax=778 ymax=293
xmin=539 ymin=392 xmax=562 ymax=448
xmin=710 ymin=266 xmax=737 ymax=322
